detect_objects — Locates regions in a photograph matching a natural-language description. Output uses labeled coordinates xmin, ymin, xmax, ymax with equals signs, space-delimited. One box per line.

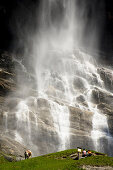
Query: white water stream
xmin=50 ymin=101 xmax=70 ymax=150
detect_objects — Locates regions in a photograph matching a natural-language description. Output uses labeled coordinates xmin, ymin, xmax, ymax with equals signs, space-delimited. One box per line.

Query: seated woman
xmin=82 ymin=149 xmax=87 ymax=157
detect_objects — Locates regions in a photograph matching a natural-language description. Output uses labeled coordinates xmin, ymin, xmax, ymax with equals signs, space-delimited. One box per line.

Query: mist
xmin=11 ymin=0 xmax=105 ymax=94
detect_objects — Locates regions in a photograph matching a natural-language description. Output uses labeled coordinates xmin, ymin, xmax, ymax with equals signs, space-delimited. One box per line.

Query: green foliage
xmin=0 ymin=149 xmax=113 ymax=170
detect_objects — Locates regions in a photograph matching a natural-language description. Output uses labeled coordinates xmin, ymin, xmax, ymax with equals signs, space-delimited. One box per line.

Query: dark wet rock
xmin=73 ymin=77 xmax=87 ymax=92
xmin=0 ymin=51 xmax=15 ymax=72
xmin=51 ymin=72 xmax=62 ymax=80
xmin=82 ymin=101 xmax=88 ymax=107
xmin=108 ymin=118 xmax=113 ymax=136
xmin=0 ymin=51 xmax=36 ymax=98
xmin=87 ymin=73 xmax=99 ymax=86
xmin=0 ymin=51 xmax=17 ymax=96
xmin=97 ymin=67 xmax=113 ymax=92
xmin=76 ymin=95 xmax=85 ymax=103
xmin=75 ymin=95 xmax=88 ymax=108
xmin=97 ymin=103 xmax=113 ymax=135
xmin=54 ymin=80 xmax=65 ymax=92
xmin=91 ymin=87 xmax=113 ymax=105
xmin=37 ymin=98 xmax=50 ymax=109
xmin=97 ymin=103 xmax=113 ymax=116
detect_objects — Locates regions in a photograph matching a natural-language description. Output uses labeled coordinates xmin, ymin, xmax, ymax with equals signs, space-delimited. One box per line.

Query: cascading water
xmin=3 ymin=112 xmax=8 ymax=132
xmin=50 ymin=101 xmax=70 ymax=150
xmin=91 ymin=106 xmax=109 ymax=152
xmin=2 ymin=0 xmax=113 ymax=156
xmin=15 ymin=100 xmax=31 ymax=144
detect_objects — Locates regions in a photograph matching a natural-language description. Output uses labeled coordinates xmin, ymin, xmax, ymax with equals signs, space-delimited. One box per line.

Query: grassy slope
xmin=0 ymin=149 xmax=113 ymax=170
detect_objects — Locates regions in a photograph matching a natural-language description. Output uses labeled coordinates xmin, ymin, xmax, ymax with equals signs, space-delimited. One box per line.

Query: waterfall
xmin=2 ymin=0 xmax=113 ymax=156
xmin=11 ymin=48 xmax=113 ymax=155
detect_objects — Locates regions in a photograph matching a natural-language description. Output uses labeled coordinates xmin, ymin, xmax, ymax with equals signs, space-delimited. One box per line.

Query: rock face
xmin=69 ymin=106 xmax=92 ymax=133
xmin=96 ymin=68 xmax=113 ymax=137
xmin=0 ymin=135 xmax=27 ymax=161
xmin=0 ymin=51 xmax=16 ymax=96
xmin=91 ymin=87 xmax=113 ymax=105
xmin=97 ymin=68 xmax=113 ymax=92
xmin=0 ymin=51 xmax=113 ymax=158
xmin=97 ymin=103 xmax=113 ymax=135
xmin=69 ymin=106 xmax=94 ymax=150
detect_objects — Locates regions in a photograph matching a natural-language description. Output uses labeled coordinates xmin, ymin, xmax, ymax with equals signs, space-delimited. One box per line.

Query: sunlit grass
xmin=0 ymin=149 xmax=113 ymax=170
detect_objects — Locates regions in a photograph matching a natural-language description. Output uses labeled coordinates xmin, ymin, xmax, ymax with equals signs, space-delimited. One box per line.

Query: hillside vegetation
xmin=0 ymin=149 xmax=113 ymax=170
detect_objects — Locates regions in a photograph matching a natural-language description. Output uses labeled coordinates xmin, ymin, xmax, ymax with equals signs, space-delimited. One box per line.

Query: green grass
xmin=0 ymin=157 xmax=81 ymax=170
xmin=77 ymin=156 xmax=113 ymax=167
xmin=0 ymin=155 xmax=9 ymax=164
xmin=43 ymin=149 xmax=78 ymax=159
xmin=0 ymin=149 xmax=113 ymax=170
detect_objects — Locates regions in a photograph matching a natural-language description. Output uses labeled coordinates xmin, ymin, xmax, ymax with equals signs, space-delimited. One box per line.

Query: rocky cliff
xmin=0 ymin=50 xmax=113 ymax=157
xmin=0 ymin=0 xmax=113 ymax=159
xmin=0 ymin=51 xmax=28 ymax=160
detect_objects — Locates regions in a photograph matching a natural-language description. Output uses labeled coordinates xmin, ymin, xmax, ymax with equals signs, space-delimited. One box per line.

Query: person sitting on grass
xmin=82 ymin=148 xmax=87 ymax=157
xmin=24 ymin=150 xmax=32 ymax=159
xmin=87 ymin=150 xmax=92 ymax=157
